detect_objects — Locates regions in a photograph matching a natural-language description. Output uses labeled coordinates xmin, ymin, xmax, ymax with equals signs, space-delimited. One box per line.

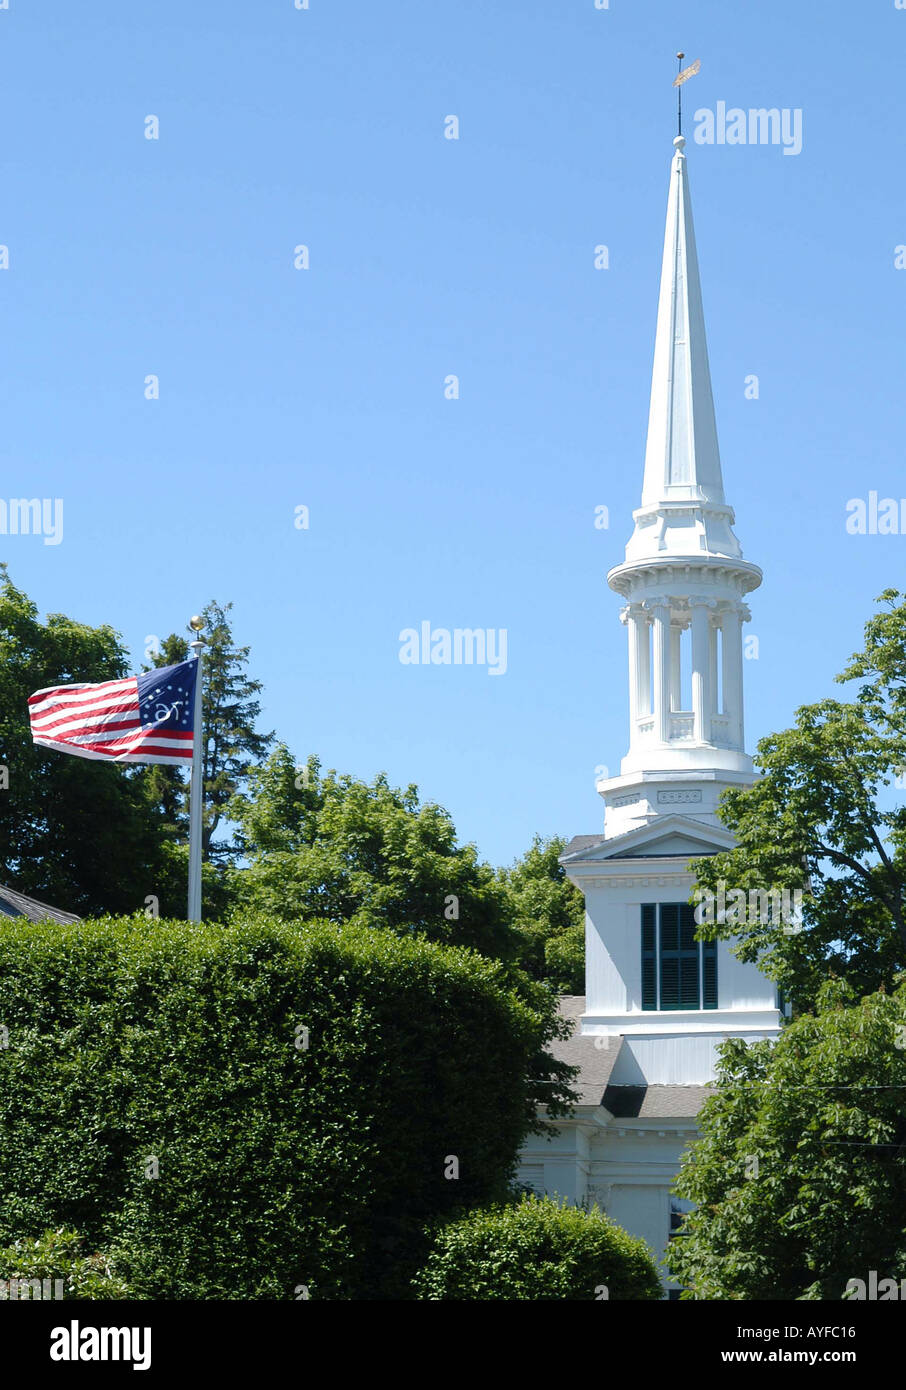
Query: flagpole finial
xmin=189 ymin=615 xmax=204 ymax=632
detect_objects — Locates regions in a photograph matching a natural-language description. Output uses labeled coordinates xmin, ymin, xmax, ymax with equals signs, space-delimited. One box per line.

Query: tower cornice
xmin=607 ymin=555 xmax=762 ymax=598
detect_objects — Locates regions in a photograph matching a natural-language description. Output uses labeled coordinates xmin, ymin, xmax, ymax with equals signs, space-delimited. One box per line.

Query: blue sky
xmin=2 ymin=0 xmax=905 ymax=868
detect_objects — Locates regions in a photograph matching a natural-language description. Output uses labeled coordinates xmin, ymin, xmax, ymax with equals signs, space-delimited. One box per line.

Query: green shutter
xmin=679 ymin=903 xmax=697 ymax=952
xmin=659 ymin=955 xmax=680 ymax=1009
xmin=659 ymin=903 xmax=679 ymax=1009
xmin=641 ymin=904 xmax=657 ymax=1010
xmin=658 ymin=903 xmax=707 ymax=1010
xmin=679 ymin=956 xmax=699 ymax=1008
xmin=703 ymin=939 xmax=718 ymax=1009
xmin=660 ymin=903 xmax=680 ymax=952
xmin=679 ymin=904 xmax=700 ymax=1008
xmin=645 ymin=903 xmax=717 ymax=1011
xmin=659 ymin=903 xmax=686 ymax=1010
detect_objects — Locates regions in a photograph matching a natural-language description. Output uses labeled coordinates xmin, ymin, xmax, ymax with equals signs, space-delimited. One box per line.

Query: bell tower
xmin=518 ymin=105 xmax=784 ymax=1275
xmin=559 ymin=132 xmax=780 ymax=1082
xmin=600 ymin=132 xmax=762 ymax=840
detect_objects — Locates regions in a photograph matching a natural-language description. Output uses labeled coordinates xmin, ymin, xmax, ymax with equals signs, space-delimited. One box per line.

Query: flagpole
xmin=187 ymin=616 xmax=205 ymax=923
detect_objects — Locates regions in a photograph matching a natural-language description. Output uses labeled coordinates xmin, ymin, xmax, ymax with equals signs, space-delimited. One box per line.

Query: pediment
xmin=560 ymin=814 xmax=735 ymax=865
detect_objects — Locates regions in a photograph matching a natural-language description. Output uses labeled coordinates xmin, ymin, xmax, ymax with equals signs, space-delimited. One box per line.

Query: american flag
xmin=28 ymin=659 xmax=197 ymax=765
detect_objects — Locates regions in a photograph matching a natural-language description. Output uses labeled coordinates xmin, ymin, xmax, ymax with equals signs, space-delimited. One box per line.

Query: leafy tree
xmin=143 ymin=599 xmax=273 ymax=865
xmin=690 ymin=590 xmax=906 ymax=1012
xmin=498 ymin=835 xmax=585 ymax=993
xmin=0 ymin=912 xmax=575 ymax=1299
xmin=666 ymin=980 xmax=906 ymax=1300
xmin=229 ymin=746 xmax=519 ymax=961
xmin=0 ymin=566 xmax=170 ymax=916
xmin=413 ymin=1192 xmax=661 ymax=1300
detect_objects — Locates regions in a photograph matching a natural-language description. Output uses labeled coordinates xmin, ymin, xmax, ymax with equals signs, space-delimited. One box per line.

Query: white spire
xmin=601 ymin=133 xmax=762 ymax=817
xmin=614 ymin=136 xmax=753 ymax=569
xmin=642 ymin=134 xmax=723 ymax=508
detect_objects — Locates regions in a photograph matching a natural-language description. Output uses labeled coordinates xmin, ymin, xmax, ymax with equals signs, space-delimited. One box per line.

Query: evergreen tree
xmin=144 ymin=600 xmax=273 ymax=867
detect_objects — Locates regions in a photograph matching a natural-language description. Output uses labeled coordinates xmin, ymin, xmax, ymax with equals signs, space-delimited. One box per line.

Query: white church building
xmin=518 ymin=134 xmax=782 ymax=1293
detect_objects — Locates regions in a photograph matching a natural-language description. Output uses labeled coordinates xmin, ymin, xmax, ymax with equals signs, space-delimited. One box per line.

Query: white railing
xmin=633 ymin=709 xmax=737 ymax=748
xmin=667 ymin=712 xmax=694 ymax=740
xmin=710 ymin=713 xmax=731 ymax=746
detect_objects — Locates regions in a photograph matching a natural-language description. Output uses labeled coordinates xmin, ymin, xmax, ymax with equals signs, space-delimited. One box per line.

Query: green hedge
xmin=413 ymin=1193 xmax=662 ymax=1300
xmin=0 ymin=914 xmax=564 ymax=1299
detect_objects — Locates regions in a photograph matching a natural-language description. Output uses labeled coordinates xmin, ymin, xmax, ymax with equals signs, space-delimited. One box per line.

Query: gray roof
xmin=561 ymin=835 xmax=606 ymax=860
xmin=550 ymin=996 xmax=713 ymax=1120
xmin=603 ymin=1084 xmax=713 ymax=1119
xmin=550 ymin=996 xmax=622 ymax=1104
xmin=0 ymin=884 xmax=80 ymax=925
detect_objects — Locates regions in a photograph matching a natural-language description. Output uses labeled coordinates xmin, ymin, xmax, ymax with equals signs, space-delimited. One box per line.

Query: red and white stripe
xmin=28 ymin=676 xmax=193 ymax=765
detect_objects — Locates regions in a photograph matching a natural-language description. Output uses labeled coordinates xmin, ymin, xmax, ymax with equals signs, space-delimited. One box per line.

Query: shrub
xmin=0 ymin=1229 xmax=130 ymax=1299
xmin=0 ymin=914 xmax=573 ymax=1300
xmin=413 ymin=1193 xmax=662 ymax=1300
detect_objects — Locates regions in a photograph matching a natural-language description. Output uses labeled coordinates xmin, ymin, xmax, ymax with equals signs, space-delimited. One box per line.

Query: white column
xmin=627 ymin=608 xmax=640 ymax=740
xmin=669 ymin=625 xmax=682 ymax=712
xmin=709 ymin=619 xmax=718 ymax=717
xmin=638 ymin=613 xmax=651 ymax=716
xmin=722 ymin=606 xmax=743 ymax=749
xmin=652 ymin=604 xmax=670 ymax=743
xmin=691 ymin=601 xmax=712 ymax=744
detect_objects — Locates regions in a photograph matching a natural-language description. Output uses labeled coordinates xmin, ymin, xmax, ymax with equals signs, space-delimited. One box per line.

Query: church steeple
xmin=642 ymin=134 xmax=724 ymax=509
xmin=614 ymin=134 xmax=754 ymax=568
xmin=524 ymin=104 xmax=782 ymax=1216
xmin=600 ymin=135 xmax=762 ymax=829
